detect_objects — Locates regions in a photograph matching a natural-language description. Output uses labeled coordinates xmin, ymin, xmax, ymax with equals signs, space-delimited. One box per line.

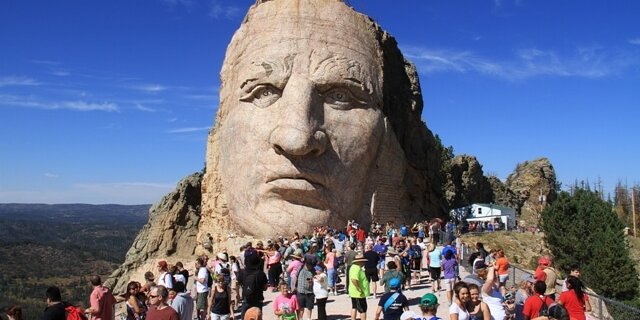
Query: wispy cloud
xmin=135 ymin=103 xmax=156 ymax=112
xmin=0 ymin=94 xmax=119 ymax=112
xmin=0 ymin=76 xmax=41 ymax=87
xmin=44 ymin=173 xmax=59 ymax=179
xmin=629 ymin=38 xmax=640 ymax=45
xmin=209 ymin=0 xmax=242 ymax=19
xmin=162 ymin=0 xmax=195 ymax=9
xmin=167 ymin=126 xmax=210 ymax=133
xmin=27 ymin=59 xmax=60 ymax=65
xmin=403 ymin=45 xmax=639 ymax=81
xmin=51 ymin=70 xmax=71 ymax=77
xmin=129 ymin=84 xmax=168 ymax=93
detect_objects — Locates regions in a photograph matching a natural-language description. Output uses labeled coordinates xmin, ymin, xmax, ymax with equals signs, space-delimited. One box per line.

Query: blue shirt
xmin=373 ymin=244 xmax=387 ymax=262
xmin=428 ymin=248 xmax=442 ymax=268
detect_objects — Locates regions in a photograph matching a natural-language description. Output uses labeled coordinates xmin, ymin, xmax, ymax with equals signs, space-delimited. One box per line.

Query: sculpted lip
xmin=264 ymin=172 xmax=329 ymax=209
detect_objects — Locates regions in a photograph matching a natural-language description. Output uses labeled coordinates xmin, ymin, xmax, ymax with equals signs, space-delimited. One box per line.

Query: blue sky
xmin=1 ymin=0 xmax=639 ymax=204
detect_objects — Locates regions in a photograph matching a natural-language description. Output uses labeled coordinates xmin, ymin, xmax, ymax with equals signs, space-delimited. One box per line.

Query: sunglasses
xmin=149 ymin=295 xmax=159 ymax=298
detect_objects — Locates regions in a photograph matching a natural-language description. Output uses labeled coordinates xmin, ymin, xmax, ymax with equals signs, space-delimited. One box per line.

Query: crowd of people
xmin=2 ymin=219 xmax=592 ymax=320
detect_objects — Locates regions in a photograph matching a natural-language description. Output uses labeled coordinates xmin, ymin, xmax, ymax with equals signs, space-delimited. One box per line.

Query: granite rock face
xmin=505 ymin=157 xmax=557 ymax=215
xmin=105 ymin=173 xmax=202 ymax=293
xmin=200 ymin=0 xmax=448 ymax=245
xmin=444 ymin=155 xmax=493 ymax=209
xmin=486 ymin=175 xmax=523 ymax=212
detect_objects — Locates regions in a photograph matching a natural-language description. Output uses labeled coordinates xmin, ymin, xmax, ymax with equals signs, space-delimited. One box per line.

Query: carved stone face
xmin=217 ymin=1 xmax=385 ymax=237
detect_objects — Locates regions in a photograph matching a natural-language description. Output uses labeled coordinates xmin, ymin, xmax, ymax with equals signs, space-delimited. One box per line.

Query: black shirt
xmin=238 ymin=269 xmax=268 ymax=306
xmin=42 ymin=302 xmax=66 ymax=320
xmin=180 ymin=269 xmax=189 ymax=284
xmin=211 ymin=287 xmax=230 ymax=315
xmin=364 ymin=250 xmax=379 ymax=270
xmin=377 ymin=291 xmax=408 ymax=320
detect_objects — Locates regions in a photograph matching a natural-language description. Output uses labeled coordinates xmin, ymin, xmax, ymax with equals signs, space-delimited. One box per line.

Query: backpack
xmin=206 ymin=268 xmax=214 ymax=288
xmin=218 ymin=262 xmax=232 ymax=286
xmin=538 ymin=296 xmax=549 ymax=317
xmin=65 ymin=305 xmax=88 ymax=320
xmin=243 ymin=272 xmax=259 ymax=296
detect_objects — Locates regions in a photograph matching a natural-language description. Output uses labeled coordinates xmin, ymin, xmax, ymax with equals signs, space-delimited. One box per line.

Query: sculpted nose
xmin=269 ymin=79 xmax=327 ymax=157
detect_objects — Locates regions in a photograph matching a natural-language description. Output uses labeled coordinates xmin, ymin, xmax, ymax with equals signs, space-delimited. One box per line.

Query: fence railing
xmin=461 ymin=245 xmax=640 ymax=320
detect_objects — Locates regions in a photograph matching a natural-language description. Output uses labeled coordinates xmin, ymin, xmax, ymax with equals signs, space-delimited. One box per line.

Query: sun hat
xmin=217 ymin=252 xmax=228 ymax=261
xmin=387 ymin=248 xmax=398 ymax=255
xmin=352 ymin=254 xmax=367 ymax=263
xmin=420 ymin=293 xmax=439 ymax=307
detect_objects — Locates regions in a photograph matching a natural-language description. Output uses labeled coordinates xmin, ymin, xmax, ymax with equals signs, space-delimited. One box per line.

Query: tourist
xmin=561 ymin=264 xmax=581 ymax=292
xmin=238 ymin=253 xmax=268 ymax=319
xmin=175 ymin=262 xmax=189 ymax=285
xmin=207 ymin=274 xmax=233 ymax=320
xmin=295 ymin=263 xmax=315 ymax=320
xmin=142 ymin=271 xmax=156 ymax=295
xmin=215 ymin=252 xmax=233 ymax=288
xmin=124 ymin=281 xmax=147 ymax=320
xmin=157 ymin=260 xmax=174 ymax=290
xmin=264 ymin=243 xmax=283 ymax=290
xmin=170 ymin=265 xmax=186 ymax=290
xmin=541 ymin=258 xmax=559 ymax=300
xmin=195 ymin=257 xmax=211 ymax=320
xmin=558 ymin=276 xmax=591 ymax=320
xmin=494 ymin=248 xmax=510 ymax=296
xmin=147 ymin=286 xmax=179 ymax=320
xmin=449 ymin=282 xmax=471 ymax=320
xmin=323 ymin=245 xmax=337 ymax=296
xmin=514 ymin=275 xmax=535 ymax=320
xmin=286 ymin=250 xmax=304 ymax=289
xmin=380 ymin=261 xmax=405 ymax=294
xmin=442 ymin=248 xmax=458 ymax=305
xmin=229 ymin=255 xmax=241 ymax=311
xmin=466 ymin=283 xmax=491 ymax=320
xmin=273 ymin=282 xmax=299 ymax=320
xmin=364 ymin=243 xmax=380 ymax=298
xmin=313 ymin=265 xmax=329 ymax=320
xmin=418 ymin=293 xmax=441 ymax=320
xmin=170 ymin=282 xmax=193 ymax=320
xmin=395 ymin=239 xmax=412 ymax=289
xmin=522 ymin=281 xmax=554 ymax=320
xmin=374 ymin=278 xmax=408 ymax=320
xmin=409 ymin=237 xmax=423 ymax=285
xmin=86 ymin=275 xmax=116 ymax=320
xmin=427 ymin=243 xmax=442 ymax=292
xmin=349 ymin=254 xmax=370 ymax=320
xmin=42 ymin=286 xmax=66 ymax=320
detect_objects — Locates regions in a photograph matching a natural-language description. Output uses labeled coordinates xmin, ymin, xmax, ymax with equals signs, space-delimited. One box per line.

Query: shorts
xmin=296 ymin=292 xmax=315 ymax=310
xmin=499 ymin=274 xmax=509 ymax=286
xmin=377 ymin=260 xmax=386 ymax=270
xmin=351 ymin=297 xmax=367 ymax=313
xmin=429 ymin=267 xmax=441 ymax=280
xmin=365 ymin=268 xmax=379 ymax=282
xmin=443 ymin=277 xmax=455 ymax=291
xmin=411 ymin=259 xmax=422 ymax=271
xmin=210 ymin=313 xmax=230 ymax=320
xmin=197 ymin=291 xmax=209 ymax=310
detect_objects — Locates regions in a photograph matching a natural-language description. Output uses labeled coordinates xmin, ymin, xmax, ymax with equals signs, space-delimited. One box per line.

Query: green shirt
xmin=380 ymin=269 xmax=405 ymax=293
xmin=348 ymin=264 xmax=369 ymax=298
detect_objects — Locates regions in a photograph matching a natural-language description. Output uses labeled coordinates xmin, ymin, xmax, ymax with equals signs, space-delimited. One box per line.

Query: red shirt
xmin=89 ymin=286 xmax=116 ymax=320
xmin=356 ymin=229 xmax=366 ymax=242
xmin=559 ymin=290 xmax=587 ymax=320
xmin=147 ymin=305 xmax=179 ymax=320
xmin=522 ymin=295 xmax=555 ymax=319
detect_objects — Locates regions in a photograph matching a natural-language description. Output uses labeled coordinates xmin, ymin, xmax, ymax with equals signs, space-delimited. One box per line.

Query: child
xmin=273 ymin=282 xmax=299 ymax=320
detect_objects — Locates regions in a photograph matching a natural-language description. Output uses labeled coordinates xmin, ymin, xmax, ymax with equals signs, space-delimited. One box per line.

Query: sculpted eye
xmin=322 ymin=88 xmax=367 ymax=110
xmin=240 ymin=85 xmax=282 ymax=108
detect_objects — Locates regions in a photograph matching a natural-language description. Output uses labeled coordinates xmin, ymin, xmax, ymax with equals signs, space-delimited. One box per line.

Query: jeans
xmin=327 ymin=268 xmax=336 ymax=288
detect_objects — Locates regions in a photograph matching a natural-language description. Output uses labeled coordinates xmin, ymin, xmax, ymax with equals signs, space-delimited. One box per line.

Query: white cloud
xmin=0 ymin=95 xmax=119 ymax=112
xmin=402 ymin=45 xmax=639 ymax=81
xmin=27 ymin=59 xmax=60 ymax=65
xmin=135 ymin=103 xmax=157 ymax=112
xmin=44 ymin=173 xmax=59 ymax=179
xmin=629 ymin=38 xmax=640 ymax=45
xmin=167 ymin=126 xmax=210 ymax=133
xmin=51 ymin=70 xmax=70 ymax=77
xmin=130 ymin=84 xmax=168 ymax=93
xmin=209 ymin=0 xmax=242 ymax=19
xmin=0 ymin=76 xmax=41 ymax=87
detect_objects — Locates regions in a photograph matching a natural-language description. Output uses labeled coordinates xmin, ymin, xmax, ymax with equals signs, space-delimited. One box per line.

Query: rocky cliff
xmin=506 ymin=157 xmax=557 ymax=222
xmin=105 ymin=173 xmax=202 ymax=293
xmin=443 ymin=155 xmax=494 ymax=209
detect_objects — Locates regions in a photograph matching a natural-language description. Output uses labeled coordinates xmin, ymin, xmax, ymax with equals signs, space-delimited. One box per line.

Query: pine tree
xmin=541 ymin=188 xmax=639 ymax=300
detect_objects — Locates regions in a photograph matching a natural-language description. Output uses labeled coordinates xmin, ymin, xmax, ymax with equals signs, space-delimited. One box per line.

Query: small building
xmin=450 ymin=203 xmax=517 ymax=230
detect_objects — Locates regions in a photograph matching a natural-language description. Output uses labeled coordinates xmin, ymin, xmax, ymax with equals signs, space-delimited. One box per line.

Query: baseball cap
xmin=420 ymin=293 xmax=439 ymax=307
xmin=314 ymin=265 xmax=323 ymax=272
xmin=389 ymin=278 xmax=401 ymax=289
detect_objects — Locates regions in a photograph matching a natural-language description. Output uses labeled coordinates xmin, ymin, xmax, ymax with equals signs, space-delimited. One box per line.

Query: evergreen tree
xmin=541 ymin=188 xmax=639 ymax=301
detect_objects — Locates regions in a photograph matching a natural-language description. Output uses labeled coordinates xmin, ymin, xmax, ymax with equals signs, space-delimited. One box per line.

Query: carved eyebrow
xmin=239 ymin=55 xmax=294 ymax=90
xmin=311 ymin=56 xmax=373 ymax=95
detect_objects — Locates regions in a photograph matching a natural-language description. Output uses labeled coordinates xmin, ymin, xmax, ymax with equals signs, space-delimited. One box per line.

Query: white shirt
xmin=158 ymin=272 xmax=173 ymax=289
xmin=196 ymin=267 xmax=209 ymax=293
xmin=449 ymin=302 xmax=470 ymax=320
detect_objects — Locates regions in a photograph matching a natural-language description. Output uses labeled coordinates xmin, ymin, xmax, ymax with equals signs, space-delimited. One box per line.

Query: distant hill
xmin=0 ymin=203 xmax=150 ymax=319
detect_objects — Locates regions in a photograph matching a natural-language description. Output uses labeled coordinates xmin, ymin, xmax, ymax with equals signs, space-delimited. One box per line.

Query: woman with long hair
xmin=5 ymin=305 xmax=22 ymax=320
xmin=207 ymin=273 xmax=234 ymax=320
xmin=125 ymin=281 xmax=147 ymax=320
xmin=442 ymin=249 xmax=458 ymax=305
xmin=558 ymin=276 xmax=591 ymax=320
xmin=426 ymin=243 xmax=442 ymax=292
xmin=449 ymin=282 xmax=471 ymax=320
xmin=466 ymin=283 xmax=491 ymax=320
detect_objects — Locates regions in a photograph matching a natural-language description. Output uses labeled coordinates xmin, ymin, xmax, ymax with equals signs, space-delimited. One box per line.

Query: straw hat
xmin=352 ymin=254 xmax=367 ymax=263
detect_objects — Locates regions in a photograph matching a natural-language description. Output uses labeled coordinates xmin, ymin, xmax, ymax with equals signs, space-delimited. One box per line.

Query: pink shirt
xmin=273 ymin=293 xmax=299 ymax=313
xmin=268 ymin=251 xmax=282 ymax=265
xmin=324 ymin=252 xmax=335 ymax=270
xmin=89 ymin=286 xmax=116 ymax=320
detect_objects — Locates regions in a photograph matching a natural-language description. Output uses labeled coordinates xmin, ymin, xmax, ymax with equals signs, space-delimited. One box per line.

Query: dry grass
xmin=461 ymin=231 xmax=549 ymax=269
